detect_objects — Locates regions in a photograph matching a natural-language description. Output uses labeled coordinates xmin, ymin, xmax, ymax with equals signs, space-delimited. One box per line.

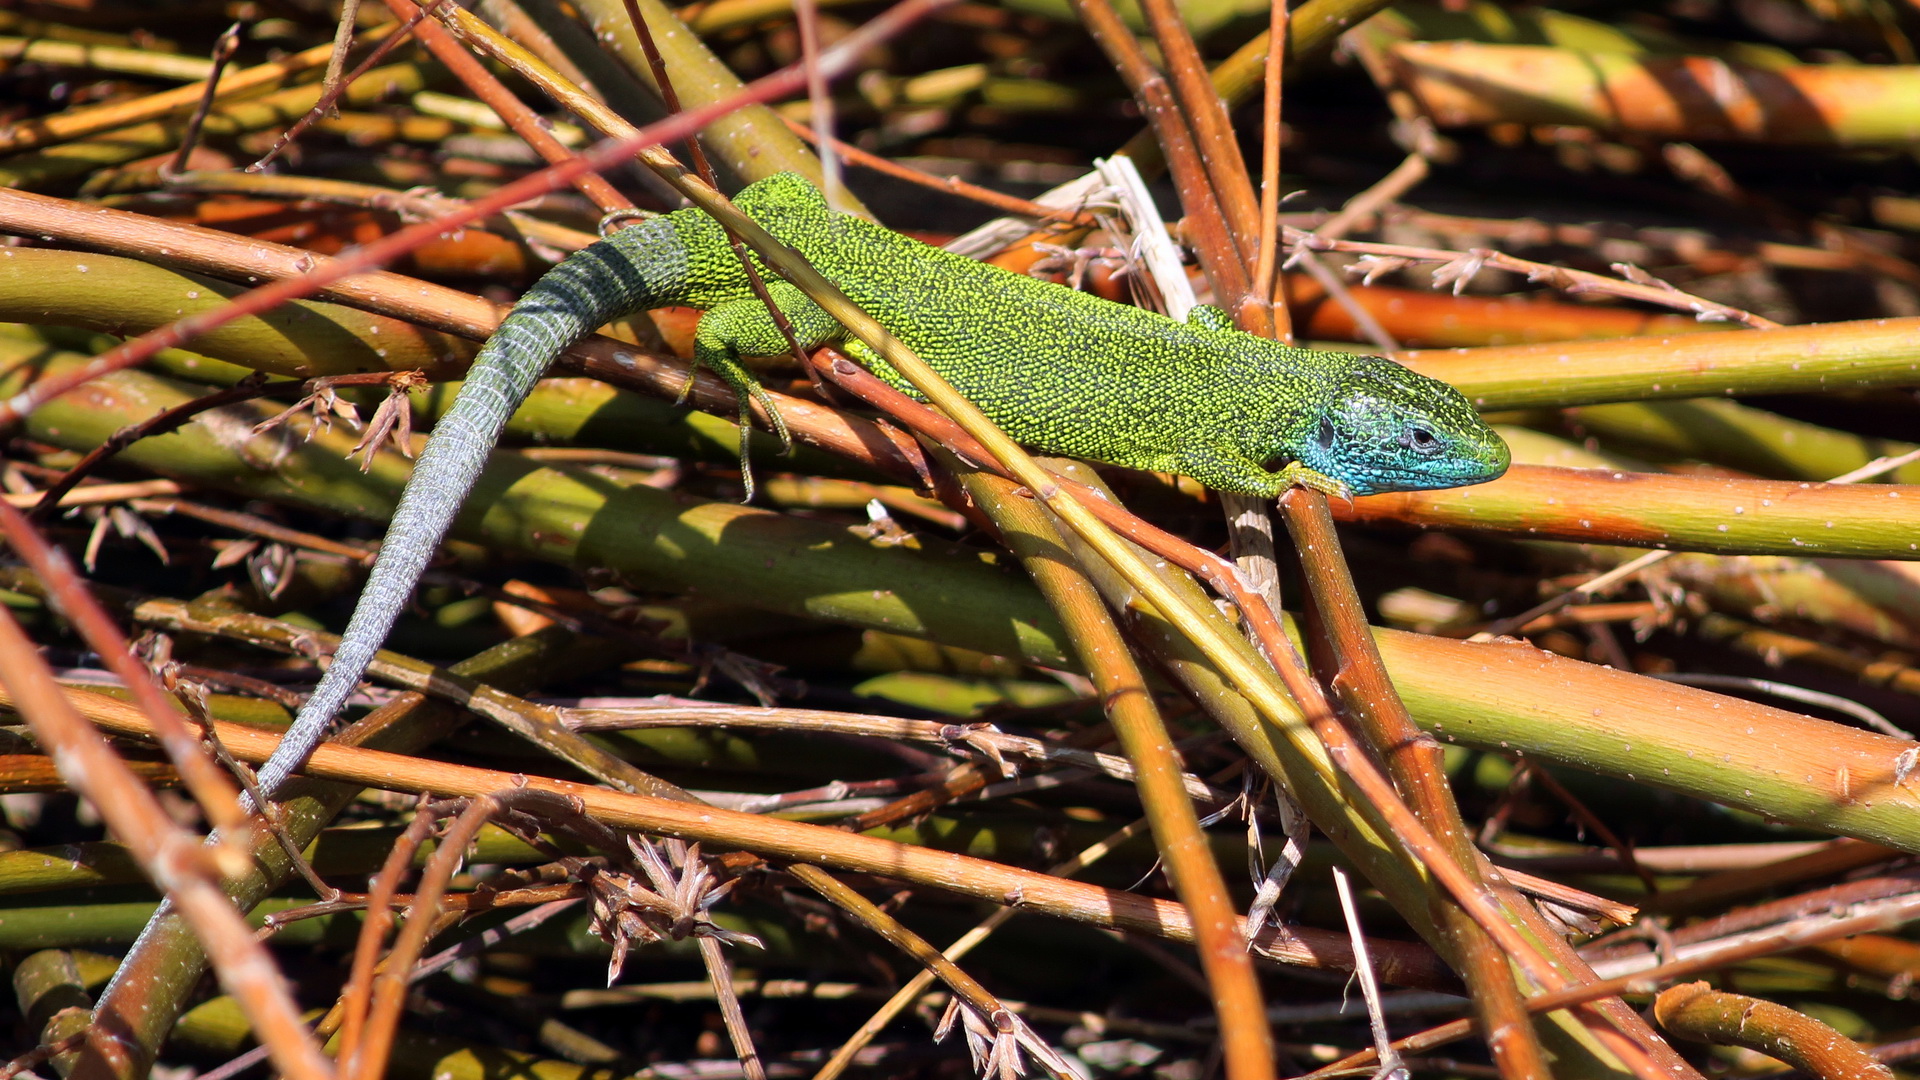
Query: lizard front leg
xmin=1174 ymin=439 xmax=1353 ymax=501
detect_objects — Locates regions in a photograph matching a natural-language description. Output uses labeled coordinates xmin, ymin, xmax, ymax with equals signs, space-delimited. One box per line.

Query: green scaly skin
xmin=252 ymin=172 xmax=1509 ymax=797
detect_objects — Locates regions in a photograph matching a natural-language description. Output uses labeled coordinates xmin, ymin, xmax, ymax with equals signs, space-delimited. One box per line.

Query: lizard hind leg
xmin=693 ymin=289 xmax=836 ymax=498
xmin=690 ymin=336 xmax=790 ymax=502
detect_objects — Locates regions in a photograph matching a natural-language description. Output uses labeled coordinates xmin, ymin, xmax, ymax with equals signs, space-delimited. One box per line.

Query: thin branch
xmin=562 ymin=698 xmax=1228 ymax=799
xmin=1334 ymin=866 xmax=1408 ymax=1079
xmin=1253 ymin=0 xmax=1291 ymax=340
xmin=248 ymin=3 xmax=433 ymax=171
xmin=1287 ymin=230 xmax=1784 ymax=329
xmin=781 ymin=117 xmax=1098 ymax=226
xmin=160 ymin=20 xmax=244 ymax=178
xmin=320 ymin=0 xmax=364 ymax=118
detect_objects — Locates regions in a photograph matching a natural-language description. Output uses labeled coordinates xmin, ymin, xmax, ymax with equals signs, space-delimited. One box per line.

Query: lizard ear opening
xmin=1315 ymin=417 xmax=1338 ymax=450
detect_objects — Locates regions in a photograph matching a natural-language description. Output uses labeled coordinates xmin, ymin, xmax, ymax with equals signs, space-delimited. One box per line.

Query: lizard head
xmin=1296 ymin=356 xmax=1510 ymax=496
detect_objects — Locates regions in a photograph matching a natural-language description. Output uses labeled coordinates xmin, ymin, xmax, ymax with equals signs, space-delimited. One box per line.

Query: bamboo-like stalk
xmin=1378 ymin=625 xmax=1920 ymax=851
xmin=0 ymin=23 xmax=402 ymax=154
xmin=1475 ymin=426 xmax=1920 ymax=650
xmin=1385 ymin=41 xmax=1920 ymax=147
xmin=0 ymin=36 xmax=216 ymax=81
xmin=1345 ymin=463 xmax=1920 ymax=560
xmin=1653 ymin=983 xmax=1894 ymax=1080
xmin=1556 ymin=399 xmax=1920 ymax=486
xmin=0 ymin=249 xmax=473 ymax=379
xmin=1403 ymin=317 xmax=1920 ymax=408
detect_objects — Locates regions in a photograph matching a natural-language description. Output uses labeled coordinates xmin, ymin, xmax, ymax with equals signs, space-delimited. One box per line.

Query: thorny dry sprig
xmin=82 ymin=504 xmax=169 ymax=572
xmin=1284 ymin=228 xmax=1784 ymax=329
xmin=939 ymin=721 xmax=1017 ymax=779
xmin=251 ymin=380 xmax=361 ymax=442
xmin=1027 ymin=243 xmax=1134 ymax=292
xmin=250 ymin=371 xmax=430 ymax=470
xmin=345 ymin=371 xmax=429 ymax=467
xmin=933 ymin=991 xmax=1083 ymax=1080
xmin=589 ymin=836 xmax=763 ymax=986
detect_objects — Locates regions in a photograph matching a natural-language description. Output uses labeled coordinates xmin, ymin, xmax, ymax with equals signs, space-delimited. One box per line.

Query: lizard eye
xmin=1405 ymin=427 xmax=1438 ymax=452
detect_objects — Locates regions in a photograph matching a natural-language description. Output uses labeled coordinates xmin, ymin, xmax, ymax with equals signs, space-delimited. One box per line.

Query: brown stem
xmin=1281 ymin=490 xmax=1548 ymax=1080
xmin=161 ymin=21 xmax=243 ymax=178
xmin=1069 ymin=0 xmax=1251 ymax=306
xmin=1253 ymin=0 xmax=1291 ymax=339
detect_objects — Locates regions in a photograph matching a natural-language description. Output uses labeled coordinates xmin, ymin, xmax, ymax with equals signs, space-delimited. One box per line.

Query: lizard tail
xmin=255 ymin=216 xmax=697 ymax=798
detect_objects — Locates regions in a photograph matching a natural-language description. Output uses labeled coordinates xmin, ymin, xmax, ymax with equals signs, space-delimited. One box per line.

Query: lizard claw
xmin=750 ymin=383 xmax=795 ymax=456
xmin=672 ymin=368 xmax=698 ymax=408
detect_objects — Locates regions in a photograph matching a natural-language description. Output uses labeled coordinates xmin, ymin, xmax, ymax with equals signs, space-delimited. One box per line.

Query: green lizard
xmin=253 ymin=171 xmax=1508 ymax=794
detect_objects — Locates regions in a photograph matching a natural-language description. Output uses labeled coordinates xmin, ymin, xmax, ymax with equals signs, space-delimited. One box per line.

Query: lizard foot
xmin=710 ymin=363 xmax=793 ymax=504
xmin=1275 ymin=462 xmax=1353 ymax=502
